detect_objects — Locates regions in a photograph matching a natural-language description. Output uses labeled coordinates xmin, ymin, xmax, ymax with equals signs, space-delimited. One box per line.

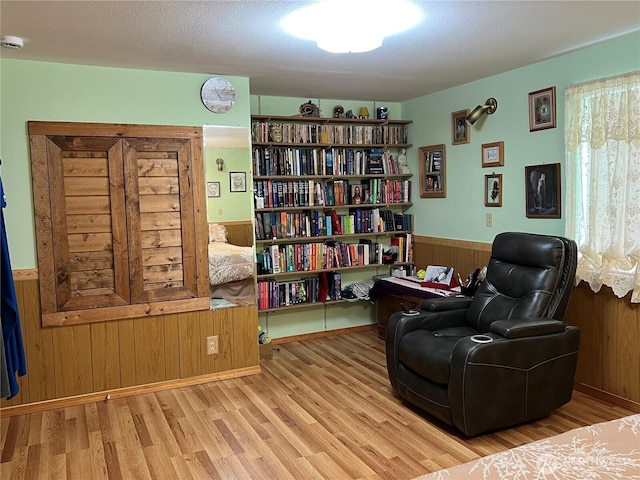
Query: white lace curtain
xmin=565 ymin=71 xmax=640 ymax=303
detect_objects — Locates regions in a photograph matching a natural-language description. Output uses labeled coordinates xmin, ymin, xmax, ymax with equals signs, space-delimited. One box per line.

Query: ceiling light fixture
xmin=281 ymin=0 xmax=423 ymax=54
xmin=466 ymin=98 xmax=498 ymax=125
xmin=1 ymin=36 xmax=24 ymax=49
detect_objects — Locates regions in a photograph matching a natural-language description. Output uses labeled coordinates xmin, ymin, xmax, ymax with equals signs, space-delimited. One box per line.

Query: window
xmin=29 ymin=122 xmax=210 ymax=325
xmin=564 ymin=72 xmax=640 ymax=303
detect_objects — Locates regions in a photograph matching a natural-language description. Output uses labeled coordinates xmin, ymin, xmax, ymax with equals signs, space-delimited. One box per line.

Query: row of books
xmin=424 ymin=149 xmax=443 ymax=172
xmin=252 ymin=147 xmax=405 ymax=177
xmin=256 ymin=240 xmax=394 ymax=275
xmin=254 ymin=209 xmax=413 ymax=240
xmin=251 ymin=122 xmax=408 ymax=146
xmin=254 ymin=179 xmax=411 ymax=209
xmin=257 ymin=272 xmax=342 ymax=310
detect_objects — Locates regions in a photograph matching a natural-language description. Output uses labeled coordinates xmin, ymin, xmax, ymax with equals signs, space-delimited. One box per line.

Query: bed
xmin=416 ymin=414 xmax=640 ymax=480
xmin=207 ymin=223 xmax=255 ymax=302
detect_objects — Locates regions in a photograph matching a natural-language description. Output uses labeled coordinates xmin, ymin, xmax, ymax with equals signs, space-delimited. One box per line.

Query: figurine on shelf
xmin=269 ymin=123 xmax=283 ymax=142
xmin=333 ymin=105 xmax=344 ymax=118
xmin=359 ymin=107 xmax=370 ymax=119
xmin=398 ymin=148 xmax=410 ymax=174
xmin=299 ymin=100 xmax=320 ymax=117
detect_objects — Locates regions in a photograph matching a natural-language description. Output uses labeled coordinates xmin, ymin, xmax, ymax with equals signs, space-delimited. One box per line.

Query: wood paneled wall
xmin=414 ymin=235 xmax=640 ymax=406
xmin=1 ymin=275 xmax=259 ymax=411
xmin=221 ymin=221 xmax=254 ymax=247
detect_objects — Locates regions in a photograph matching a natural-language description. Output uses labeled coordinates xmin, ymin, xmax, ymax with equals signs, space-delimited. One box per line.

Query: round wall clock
xmin=201 ymin=77 xmax=236 ymax=114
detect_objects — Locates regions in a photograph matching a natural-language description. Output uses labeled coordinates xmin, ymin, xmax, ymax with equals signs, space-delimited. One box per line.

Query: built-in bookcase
xmin=251 ymin=115 xmax=414 ymax=312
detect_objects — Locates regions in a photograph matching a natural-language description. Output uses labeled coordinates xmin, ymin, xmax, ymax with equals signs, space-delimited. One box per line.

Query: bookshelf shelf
xmin=252 ymin=115 xmax=414 ymax=312
xmin=256 ymin=230 xmax=412 ymax=245
xmin=255 ymin=203 xmax=413 ymax=213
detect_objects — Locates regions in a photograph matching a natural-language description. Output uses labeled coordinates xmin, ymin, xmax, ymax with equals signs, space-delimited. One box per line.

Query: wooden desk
xmin=371 ymin=277 xmax=449 ymax=339
xmin=375 ymin=291 xmax=425 ymax=339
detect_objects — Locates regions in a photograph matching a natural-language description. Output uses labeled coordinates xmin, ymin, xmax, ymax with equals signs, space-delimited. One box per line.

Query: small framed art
xmin=451 ymin=109 xmax=470 ymax=145
xmin=418 ymin=144 xmax=446 ymax=198
xmin=481 ymin=141 xmax=504 ymax=168
xmin=528 ymin=86 xmax=556 ymax=131
xmin=525 ymin=163 xmax=561 ymax=218
xmin=484 ymin=174 xmax=502 ymax=207
xmin=207 ymin=181 xmax=220 ymax=198
xmin=229 ymin=171 xmax=246 ymax=192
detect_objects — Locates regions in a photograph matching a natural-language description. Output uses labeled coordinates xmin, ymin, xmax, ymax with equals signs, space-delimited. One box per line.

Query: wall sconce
xmin=215 ymin=157 xmax=224 ymax=171
xmin=466 ymin=98 xmax=498 ymax=125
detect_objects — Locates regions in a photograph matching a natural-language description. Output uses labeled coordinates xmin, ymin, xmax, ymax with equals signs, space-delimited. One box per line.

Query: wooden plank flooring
xmin=1 ymin=330 xmax=636 ymax=479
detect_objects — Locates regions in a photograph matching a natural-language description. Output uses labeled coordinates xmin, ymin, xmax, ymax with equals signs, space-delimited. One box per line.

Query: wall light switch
xmin=486 ymin=212 xmax=493 ymax=227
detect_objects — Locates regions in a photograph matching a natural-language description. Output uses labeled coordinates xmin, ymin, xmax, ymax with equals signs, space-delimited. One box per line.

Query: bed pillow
xmin=208 ymin=223 xmax=228 ymax=243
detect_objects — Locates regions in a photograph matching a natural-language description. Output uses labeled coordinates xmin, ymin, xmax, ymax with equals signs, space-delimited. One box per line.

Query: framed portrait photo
xmin=451 ymin=109 xmax=470 ymax=145
xmin=207 ymin=181 xmax=220 ymax=198
xmin=525 ymin=163 xmax=561 ymax=218
xmin=528 ymin=86 xmax=556 ymax=131
xmin=481 ymin=141 xmax=504 ymax=168
xmin=484 ymin=173 xmax=502 ymax=207
xmin=229 ymin=171 xmax=246 ymax=192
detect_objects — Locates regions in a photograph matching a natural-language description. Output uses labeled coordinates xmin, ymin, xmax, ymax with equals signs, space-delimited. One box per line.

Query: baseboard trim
xmin=575 ymin=383 xmax=640 ymax=412
xmin=0 ymin=366 xmax=261 ymax=418
xmin=272 ymin=324 xmax=376 ymax=345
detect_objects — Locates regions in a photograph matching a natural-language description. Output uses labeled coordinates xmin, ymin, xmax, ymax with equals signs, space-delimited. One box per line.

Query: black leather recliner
xmin=386 ymin=232 xmax=579 ymax=436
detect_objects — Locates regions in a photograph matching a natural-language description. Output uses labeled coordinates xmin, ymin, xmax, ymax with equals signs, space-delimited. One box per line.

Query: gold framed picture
xmin=529 ymin=86 xmax=556 ymax=131
xmin=481 ymin=141 xmax=504 ymax=168
xmin=451 ymin=109 xmax=470 ymax=145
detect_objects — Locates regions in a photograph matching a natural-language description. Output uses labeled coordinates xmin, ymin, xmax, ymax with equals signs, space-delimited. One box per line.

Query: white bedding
xmin=208 ymin=241 xmax=254 ymax=286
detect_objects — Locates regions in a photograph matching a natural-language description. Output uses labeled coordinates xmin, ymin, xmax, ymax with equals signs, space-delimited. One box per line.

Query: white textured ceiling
xmin=1 ymin=1 xmax=639 ymax=102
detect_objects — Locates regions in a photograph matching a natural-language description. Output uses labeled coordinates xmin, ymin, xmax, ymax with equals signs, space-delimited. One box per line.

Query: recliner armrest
xmin=490 ymin=317 xmax=566 ymax=338
xmin=420 ymin=296 xmax=473 ymax=312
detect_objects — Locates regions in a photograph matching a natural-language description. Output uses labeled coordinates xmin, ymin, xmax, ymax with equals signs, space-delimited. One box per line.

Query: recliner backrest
xmin=465 ymin=232 xmax=578 ymax=333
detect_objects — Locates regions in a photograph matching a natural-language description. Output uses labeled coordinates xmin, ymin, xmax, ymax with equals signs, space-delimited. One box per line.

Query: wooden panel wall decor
xmin=29 ymin=122 xmax=210 ymax=326
xmin=1 ymin=274 xmax=260 ymax=415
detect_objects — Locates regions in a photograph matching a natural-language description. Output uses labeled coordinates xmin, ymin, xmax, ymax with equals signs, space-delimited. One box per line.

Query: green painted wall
xmin=0 ymin=59 xmax=250 ymax=269
xmin=1 ymin=33 xmax=637 ymax=339
xmin=402 ymin=32 xmax=640 ymax=243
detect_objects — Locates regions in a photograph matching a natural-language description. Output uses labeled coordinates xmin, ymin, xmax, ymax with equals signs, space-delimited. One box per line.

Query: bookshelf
xmin=251 ymin=115 xmax=414 ymax=312
xmin=418 ymin=144 xmax=446 ymax=198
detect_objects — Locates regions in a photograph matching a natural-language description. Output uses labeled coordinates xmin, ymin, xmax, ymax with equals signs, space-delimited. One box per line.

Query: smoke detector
xmin=1 ymin=36 xmax=24 ymax=49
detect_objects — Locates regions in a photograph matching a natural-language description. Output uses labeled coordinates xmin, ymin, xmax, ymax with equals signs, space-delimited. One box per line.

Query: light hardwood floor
xmin=1 ymin=330 xmax=636 ymax=479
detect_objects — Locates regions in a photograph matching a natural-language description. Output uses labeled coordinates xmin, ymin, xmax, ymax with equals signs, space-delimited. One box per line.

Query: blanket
xmin=417 ymin=414 xmax=640 ymax=480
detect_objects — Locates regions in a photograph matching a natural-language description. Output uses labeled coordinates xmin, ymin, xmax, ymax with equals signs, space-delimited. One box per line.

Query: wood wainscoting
xmin=1 ymin=272 xmax=259 ymax=414
xmin=414 ymin=235 xmax=640 ymax=408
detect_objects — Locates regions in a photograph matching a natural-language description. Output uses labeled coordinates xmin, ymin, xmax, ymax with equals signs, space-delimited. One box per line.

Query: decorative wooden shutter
xmin=30 ymin=122 xmax=209 ymax=326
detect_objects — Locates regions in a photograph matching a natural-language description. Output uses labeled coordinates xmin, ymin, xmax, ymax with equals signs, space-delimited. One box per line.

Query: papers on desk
xmin=381 ymin=276 xmax=462 ymax=297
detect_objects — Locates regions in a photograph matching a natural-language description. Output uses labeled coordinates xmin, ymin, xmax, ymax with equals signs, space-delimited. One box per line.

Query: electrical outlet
xmin=486 ymin=212 xmax=493 ymax=227
xmin=206 ymin=335 xmax=218 ymax=355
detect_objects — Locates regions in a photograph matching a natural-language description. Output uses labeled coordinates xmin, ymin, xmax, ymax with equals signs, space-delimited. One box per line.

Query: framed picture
xmin=418 ymin=144 xmax=446 ymax=198
xmin=229 ymin=171 xmax=246 ymax=192
xmin=481 ymin=141 xmax=504 ymax=168
xmin=207 ymin=181 xmax=220 ymax=198
xmin=528 ymin=86 xmax=556 ymax=131
xmin=451 ymin=109 xmax=470 ymax=145
xmin=484 ymin=174 xmax=502 ymax=207
xmin=525 ymin=163 xmax=561 ymax=218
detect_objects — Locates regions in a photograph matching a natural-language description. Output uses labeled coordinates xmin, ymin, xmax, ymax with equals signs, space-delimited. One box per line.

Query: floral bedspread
xmin=417 ymin=414 xmax=640 ymax=480
xmin=208 ymin=241 xmax=254 ymax=286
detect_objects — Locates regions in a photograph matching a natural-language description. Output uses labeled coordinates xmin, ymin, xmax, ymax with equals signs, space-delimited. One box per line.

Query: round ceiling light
xmin=281 ymin=0 xmax=423 ymax=54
